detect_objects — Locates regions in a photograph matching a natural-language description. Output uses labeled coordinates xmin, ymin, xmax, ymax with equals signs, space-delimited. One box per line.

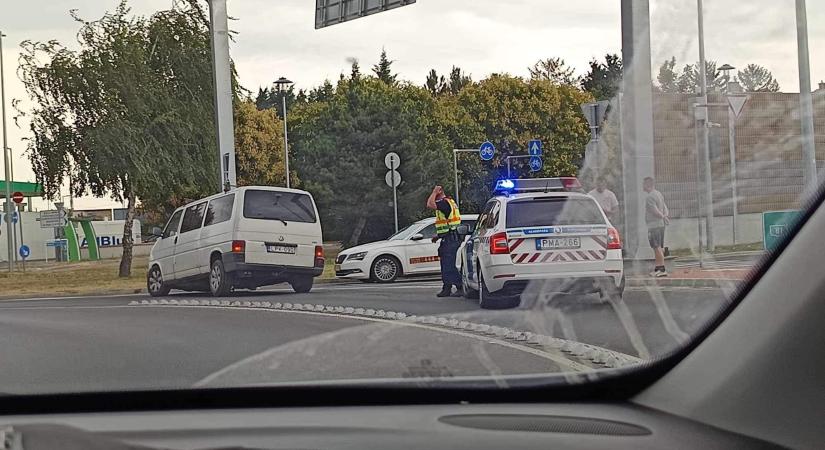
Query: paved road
xmin=0 ymin=280 xmax=736 ymax=394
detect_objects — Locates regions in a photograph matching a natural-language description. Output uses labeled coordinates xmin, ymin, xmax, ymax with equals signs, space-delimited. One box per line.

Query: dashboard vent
xmin=438 ymin=414 xmax=651 ymax=436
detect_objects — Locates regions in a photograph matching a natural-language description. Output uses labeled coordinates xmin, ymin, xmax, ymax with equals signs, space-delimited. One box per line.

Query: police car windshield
xmin=506 ymin=197 xmax=605 ymax=228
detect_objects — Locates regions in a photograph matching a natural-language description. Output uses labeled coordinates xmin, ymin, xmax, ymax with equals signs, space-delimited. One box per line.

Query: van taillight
xmin=315 ymin=245 xmax=325 ymax=268
xmin=607 ymin=228 xmax=622 ymax=250
xmin=232 ymin=240 xmax=245 ymax=253
xmin=490 ymin=232 xmax=509 ymax=255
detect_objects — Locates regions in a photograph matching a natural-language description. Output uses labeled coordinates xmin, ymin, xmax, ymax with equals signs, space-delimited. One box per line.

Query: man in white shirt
xmin=588 ymin=176 xmax=619 ymax=222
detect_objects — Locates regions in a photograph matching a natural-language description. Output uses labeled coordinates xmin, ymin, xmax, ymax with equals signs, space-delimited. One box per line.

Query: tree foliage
xmin=372 ymin=49 xmax=397 ymax=85
xmin=581 ymin=53 xmax=622 ymax=100
xmin=424 ymin=66 xmax=472 ymax=96
xmin=17 ymin=0 xmax=219 ymax=276
xmin=528 ymin=57 xmax=579 ymax=85
xmin=290 ymin=64 xmax=453 ymax=246
xmin=234 ymin=101 xmax=295 ymax=187
xmin=737 ymin=64 xmax=780 ymax=92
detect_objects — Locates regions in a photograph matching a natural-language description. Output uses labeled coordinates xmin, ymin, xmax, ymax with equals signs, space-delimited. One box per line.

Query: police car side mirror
xmin=410 ymin=233 xmax=425 ymax=241
xmin=456 ymin=224 xmax=470 ymax=236
xmin=151 ymin=226 xmax=163 ymax=238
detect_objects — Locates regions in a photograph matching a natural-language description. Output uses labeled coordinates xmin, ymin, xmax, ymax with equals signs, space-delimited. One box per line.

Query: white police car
xmin=335 ymin=215 xmax=478 ymax=283
xmin=458 ymin=178 xmax=624 ymax=308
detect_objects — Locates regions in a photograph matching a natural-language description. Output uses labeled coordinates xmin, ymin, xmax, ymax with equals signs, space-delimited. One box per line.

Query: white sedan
xmin=335 ymin=215 xmax=478 ymax=283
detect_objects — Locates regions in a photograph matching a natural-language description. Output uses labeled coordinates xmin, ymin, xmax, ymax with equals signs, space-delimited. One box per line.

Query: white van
xmin=147 ymin=186 xmax=324 ymax=297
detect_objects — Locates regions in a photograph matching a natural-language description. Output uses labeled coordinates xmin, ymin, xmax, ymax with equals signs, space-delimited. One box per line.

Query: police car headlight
xmin=347 ymin=252 xmax=368 ymax=261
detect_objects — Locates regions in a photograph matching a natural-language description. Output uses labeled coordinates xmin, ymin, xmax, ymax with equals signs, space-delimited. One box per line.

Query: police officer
xmin=426 ymin=185 xmax=463 ymax=297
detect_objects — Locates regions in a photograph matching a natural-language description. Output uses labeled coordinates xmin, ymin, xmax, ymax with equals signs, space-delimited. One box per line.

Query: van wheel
xmin=209 ymin=259 xmax=232 ymax=297
xmin=147 ymin=266 xmax=171 ymax=297
xmin=289 ymin=276 xmax=314 ymax=293
xmin=370 ymin=255 xmax=400 ymax=283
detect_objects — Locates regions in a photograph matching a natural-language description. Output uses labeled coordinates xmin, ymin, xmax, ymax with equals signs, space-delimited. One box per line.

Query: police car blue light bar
xmin=493 ymin=177 xmax=582 ymax=194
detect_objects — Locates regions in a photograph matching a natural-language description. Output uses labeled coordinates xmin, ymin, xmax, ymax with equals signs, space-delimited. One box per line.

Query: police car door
xmin=464 ymin=200 xmax=496 ymax=284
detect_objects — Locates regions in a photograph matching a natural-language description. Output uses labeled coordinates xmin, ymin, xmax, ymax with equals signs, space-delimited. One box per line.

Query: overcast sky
xmin=2 ymin=0 xmax=824 ymax=209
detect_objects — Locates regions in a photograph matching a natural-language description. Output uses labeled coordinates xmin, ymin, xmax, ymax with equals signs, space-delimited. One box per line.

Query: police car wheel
xmin=598 ymin=279 xmax=624 ymax=303
xmin=478 ymin=269 xmax=496 ymax=309
xmin=370 ymin=255 xmax=400 ymax=283
xmin=462 ymin=264 xmax=479 ymax=300
xmin=147 ymin=265 xmax=171 ymax=297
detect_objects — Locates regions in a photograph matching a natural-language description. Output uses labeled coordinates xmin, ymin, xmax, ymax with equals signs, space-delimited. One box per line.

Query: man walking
xmin=643 ymin=177 xmax=669 ymax=277
xmin=426 ymin=185 xmax=463 ymax=297
xmin=588 ymin=176 xmax=619 ymax=222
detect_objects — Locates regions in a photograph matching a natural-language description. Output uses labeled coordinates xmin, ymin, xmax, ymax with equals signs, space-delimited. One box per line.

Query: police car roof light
xmin=493 ymin=177 xmax=582 ymax=195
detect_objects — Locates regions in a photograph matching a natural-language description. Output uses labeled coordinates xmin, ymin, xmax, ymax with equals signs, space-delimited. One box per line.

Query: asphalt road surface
xmin=0 ymin=280 xmax=738 ymax=394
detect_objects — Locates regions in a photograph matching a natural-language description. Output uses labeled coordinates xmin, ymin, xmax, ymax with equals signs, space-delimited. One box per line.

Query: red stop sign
xmin=12 ymin=192 xmax=23 ymax=204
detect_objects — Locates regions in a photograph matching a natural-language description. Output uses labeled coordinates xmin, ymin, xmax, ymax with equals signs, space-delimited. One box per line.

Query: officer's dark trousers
xmin=438 ymin=232 xmax=462 ymax=288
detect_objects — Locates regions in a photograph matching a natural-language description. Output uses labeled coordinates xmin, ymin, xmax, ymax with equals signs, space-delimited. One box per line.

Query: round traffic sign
xmin=385 ymin=170 xmax=402 ymax=188
xmin=479 ymin=141 xmax=495 ymax=161
xmin=12 ymin=192 xmax=23 ymax=204
xmin=3 ymin=211 xmax=18 ymax=224
xmin=384 ymin=152 xmax=401 ymax=170
xmin=19 ymin=245 xmax=30 ymax=259
xmin=529 ymin=156 xmax=543 ymax=172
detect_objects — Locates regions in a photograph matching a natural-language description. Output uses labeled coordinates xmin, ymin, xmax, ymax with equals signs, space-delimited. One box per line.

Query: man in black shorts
xmin=643 ymin=177 xmax=670 ymax=277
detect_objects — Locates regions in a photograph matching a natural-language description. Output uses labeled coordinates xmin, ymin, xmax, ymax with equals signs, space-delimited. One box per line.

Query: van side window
xmin=180 ymin=202 xmax=207 ymax=234
xmin=162 ymin=210 xmax=183 ymax=239
xmin=204 ymin=194 xmax=235 ymax=228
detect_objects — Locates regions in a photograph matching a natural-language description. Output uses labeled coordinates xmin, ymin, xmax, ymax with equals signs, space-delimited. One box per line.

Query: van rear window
xmin=506 ymin=197 xmax=605 ymax=228
xmin=243 ymin=190 xmax=317 ymax=223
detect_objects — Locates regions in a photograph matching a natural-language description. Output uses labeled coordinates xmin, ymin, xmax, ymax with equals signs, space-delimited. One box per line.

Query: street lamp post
xmin=0 ymin=31 xmax=14 ymax=272
xmin=273 ymin=77 xmax=294 ymax=189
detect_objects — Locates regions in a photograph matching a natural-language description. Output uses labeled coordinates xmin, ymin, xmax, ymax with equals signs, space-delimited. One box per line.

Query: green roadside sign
xmin=762 ymin=210 xmax=803 ymax=251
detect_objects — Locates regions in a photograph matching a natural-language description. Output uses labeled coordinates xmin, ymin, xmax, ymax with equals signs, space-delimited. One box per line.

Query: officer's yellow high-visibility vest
xmin=435 ymin=197 xmax=461 ymax=235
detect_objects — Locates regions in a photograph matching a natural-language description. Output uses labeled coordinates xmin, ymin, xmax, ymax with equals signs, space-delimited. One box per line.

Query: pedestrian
xmin=643 ymin=177 xmax=670 ymax=277
xmin=426 ymin=185 xmax=463 ymax=297
xmin=588 ymin=176 xmax=619 ymax=222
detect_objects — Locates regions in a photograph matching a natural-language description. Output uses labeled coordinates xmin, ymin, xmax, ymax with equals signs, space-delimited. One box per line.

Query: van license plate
xmin=536 ymin=237 xmax=581 ymax=250
xmin=267 ymin=244 xmax=296 ymax=254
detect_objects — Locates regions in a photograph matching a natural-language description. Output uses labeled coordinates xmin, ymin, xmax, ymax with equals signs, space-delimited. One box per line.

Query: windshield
xmin=388 ymin=222 xmax=425 ymax=240
xmin=1 ymin=0 xmax=823 ymax=399
xmin=506 ymin=198 xmax=606 ymax=228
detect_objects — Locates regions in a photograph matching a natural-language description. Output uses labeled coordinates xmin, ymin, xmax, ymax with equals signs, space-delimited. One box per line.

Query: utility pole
xmin=0 ymin=30 xmax=14 ymax=272
xmin=208 ymin=0 xmax=237 ymax=192
xmin=696 ymin=0 xmax=715 ymax=251
xmin=795 ymin=0 xmax=817 ymax=196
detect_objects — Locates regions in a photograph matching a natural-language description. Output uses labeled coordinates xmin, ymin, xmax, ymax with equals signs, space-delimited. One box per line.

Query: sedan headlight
xmin=347 ymin=251 xmax=368 ymax=261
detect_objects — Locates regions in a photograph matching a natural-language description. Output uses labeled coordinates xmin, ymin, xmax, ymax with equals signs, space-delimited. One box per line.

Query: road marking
xmin=189 ymin=305 xmax=593 ymax=386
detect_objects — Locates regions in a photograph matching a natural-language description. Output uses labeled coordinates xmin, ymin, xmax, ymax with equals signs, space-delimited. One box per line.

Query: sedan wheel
xmin=370 ymin=255 xmax=400 ymax=283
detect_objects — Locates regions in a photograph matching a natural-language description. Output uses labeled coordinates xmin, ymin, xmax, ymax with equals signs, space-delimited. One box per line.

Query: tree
xmin=254 ymin=85 xmax=297 ymax=118
xmin=372 ymin=49 xmax=397 ymax=85
xmin=425 ymin=69 xmax=447 ymax=96
xmin=17 ymin=0 xmax=221 ymax=277
xmin=453 ymin=75 xmax=592 ymax=209
xmin=447 ymin=66 xmax=472 ymax=94
xmin=289 ymin=76 xmax=453 ymax=246
xmin=581 ymin=53 xmax=622 ymax=100
xmin=656 ymin=57 xmax=679 ymax=93
xmin=233 ymin=101 xmax=296 ymax=187
xmin=667 ymin=59 xmax=725 ymax=94
xmin=528 ymin=57 xmax=579 ymax=85
xmin=737 ymin=64 xmax=780 ymax=92
xmin=309 ymin=80 xmax=335 ymax=102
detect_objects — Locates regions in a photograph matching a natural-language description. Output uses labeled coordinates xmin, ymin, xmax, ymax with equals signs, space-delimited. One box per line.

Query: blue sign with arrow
xmin=19 ymin=245 xmax=30 ymax=259
xmin=479 ymin=141 xmax=495 ymax=161
xmin=529 ymin=156 xmax=543 ymax=172
xmin=528 ymin=139 xmax=542 ymax=156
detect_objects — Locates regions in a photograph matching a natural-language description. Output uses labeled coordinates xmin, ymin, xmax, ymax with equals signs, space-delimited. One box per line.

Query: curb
xmin=626 ymin=277 xmax=742 ymax=289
